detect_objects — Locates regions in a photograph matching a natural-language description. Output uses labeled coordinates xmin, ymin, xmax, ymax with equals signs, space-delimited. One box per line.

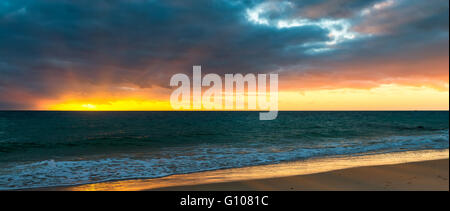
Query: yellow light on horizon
xmin=43 ymin=83 xmax=449 ymax=111
xmin=278 ymin=84 xmax=449 ymax=110
xmin=48 ymin=99 xmax=173 ymax=111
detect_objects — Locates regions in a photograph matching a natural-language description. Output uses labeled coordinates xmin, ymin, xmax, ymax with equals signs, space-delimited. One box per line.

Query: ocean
xmin=0 ymin=111 xmax=448 ymax=190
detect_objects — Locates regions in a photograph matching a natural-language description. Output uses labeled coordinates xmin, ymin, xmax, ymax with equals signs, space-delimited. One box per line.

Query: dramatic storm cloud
xmin=0 ymin=0 xmax=448 ymax=109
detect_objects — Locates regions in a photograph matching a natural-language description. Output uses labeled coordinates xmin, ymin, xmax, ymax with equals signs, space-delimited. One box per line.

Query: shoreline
xmin=23 ymin=149 xmax=449 ymax=191
xmin=154 ymin=159 xmax=448 ymax=191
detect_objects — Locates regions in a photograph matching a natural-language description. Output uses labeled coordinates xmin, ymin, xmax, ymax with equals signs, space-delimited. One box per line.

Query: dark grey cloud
xmin=0 ymin=0 xmax=448 ymax=109
xmin=0 ymin=0 xmax=326 ymax=82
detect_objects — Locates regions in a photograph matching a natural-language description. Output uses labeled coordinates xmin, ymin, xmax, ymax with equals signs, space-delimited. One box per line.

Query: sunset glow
xmin=38 ymin=83 xmax=448 ymax=111
xmin=46 ymin=99 xmax=172 ymax=111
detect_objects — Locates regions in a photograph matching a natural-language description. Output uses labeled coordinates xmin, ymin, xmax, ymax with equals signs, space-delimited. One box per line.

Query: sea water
xmin=0 ymin=111 xmax=448 ymax=189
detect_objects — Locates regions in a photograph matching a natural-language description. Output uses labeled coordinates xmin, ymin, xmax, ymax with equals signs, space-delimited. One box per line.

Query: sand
xmin=153 ymin=159 xmax=449 ymax=191
xmin=26 ymin=149 xmax=449 ymax=191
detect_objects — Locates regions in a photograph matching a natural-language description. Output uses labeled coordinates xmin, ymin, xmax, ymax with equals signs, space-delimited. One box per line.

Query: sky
xmin=0 ymin=0 xmax=448 ymax=110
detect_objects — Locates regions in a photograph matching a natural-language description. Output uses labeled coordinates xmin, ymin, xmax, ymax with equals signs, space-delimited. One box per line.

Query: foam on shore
xmin=56 ymin=149 xmax=449 ymax=191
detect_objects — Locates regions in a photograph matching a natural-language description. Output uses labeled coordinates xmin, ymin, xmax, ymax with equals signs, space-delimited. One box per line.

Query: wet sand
xmin=154 ymin=159 xmax=449 ymax=191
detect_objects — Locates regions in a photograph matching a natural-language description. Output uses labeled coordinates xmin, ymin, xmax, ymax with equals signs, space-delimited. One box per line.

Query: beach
xmin=154 ymin=159 xmax=449 ymax=191
xmin=34 ymin=149 xmax=449 ymax=191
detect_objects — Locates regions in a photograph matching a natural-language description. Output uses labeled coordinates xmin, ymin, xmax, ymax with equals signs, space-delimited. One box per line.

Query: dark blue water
xmin=0 ymin=111 xmax=448 ymax=189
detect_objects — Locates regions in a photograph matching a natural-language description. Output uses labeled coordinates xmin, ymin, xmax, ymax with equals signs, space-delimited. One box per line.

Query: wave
xmin=0 ymin=130 xmax=448 ymax=190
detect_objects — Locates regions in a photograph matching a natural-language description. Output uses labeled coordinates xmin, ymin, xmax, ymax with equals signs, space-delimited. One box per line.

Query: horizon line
xmin=0 ymin=110 xmax=449 ymax=112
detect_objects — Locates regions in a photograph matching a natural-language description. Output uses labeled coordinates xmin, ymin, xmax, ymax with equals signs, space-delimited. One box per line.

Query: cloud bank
xmin=0 ymin=0 xmax=448 ymax=109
